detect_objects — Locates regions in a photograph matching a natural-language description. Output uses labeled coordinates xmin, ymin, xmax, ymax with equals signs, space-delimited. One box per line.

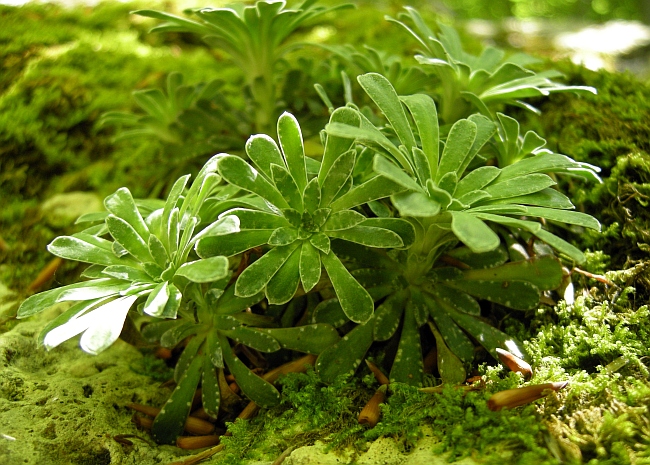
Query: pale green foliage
xmin=134 ymin=0 xmax=352 ymax=134
xmin=388 ymin=7 xmax=596 ymax=124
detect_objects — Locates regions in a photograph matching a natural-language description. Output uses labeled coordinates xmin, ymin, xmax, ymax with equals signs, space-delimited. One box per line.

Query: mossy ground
xmin=1 ymin=2 xmax=649 ymax=464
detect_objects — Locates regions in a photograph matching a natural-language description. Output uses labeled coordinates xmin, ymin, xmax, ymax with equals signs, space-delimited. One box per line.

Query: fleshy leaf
xmin=219 ymin=333 xmax=280 ymax=408
xmin=263 ymin=324 xmax=341 ymax=354
xmin=321 ymin=251 xmax=374 ymax=323
xmin=152 ymin=355 xmax=204 ymax=444
xmin=176 ymin=256 xmax=230 ymax=283
xmin=316 ymin=318 xmax=375 ymax=383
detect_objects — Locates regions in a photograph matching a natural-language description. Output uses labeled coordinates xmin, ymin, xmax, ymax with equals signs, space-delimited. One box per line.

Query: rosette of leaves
xmin=196 ymin=109 xmax=415 ymax=324
xmin=316 ymin=72 xmax=601 ymax=385
xmin=387 ymin=7 xmax=596 ymax=123
xmin=139 ymin=277 xmax=340 ymax=444
xmin=326 ymin=73 xmax=601 ymax=263
xmin=134 ymin=0 xmax=353 ymax=134
xmin=16 ymin=156 xmax=237 ymax=355
xmin=99 ymin=72 xmax=247 ymax=166
xmin=314 ymin=244 xmax=565 ymax=386
xmin=314 ymin=43 xmax=430 ymax=96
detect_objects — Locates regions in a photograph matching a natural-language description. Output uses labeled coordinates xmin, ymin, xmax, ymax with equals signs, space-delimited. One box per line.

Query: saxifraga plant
xmin=315 ymin=72 xmax=600 ymax=385
xmin=16 ymin=2 xmax=603 ymax=447
xmin=388 ymin=6 xmax=597 ymax=125
xmin=133 ymin=0 xmax=352 ymax=135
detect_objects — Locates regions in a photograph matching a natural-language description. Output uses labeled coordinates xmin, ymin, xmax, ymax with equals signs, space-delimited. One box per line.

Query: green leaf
xmin=321 ymin=251 xmax=374 ymax=323
xmin=16 ymin=281 xmax=72 ymax=319
xmin=330 ymin=175 xmax=406 ymax=212
xmin=446 ymin=279 xmax=540 ymax=310
xmin=104 ymin=187 xmax=150 ymax=242
xmin=277 ymin=112 xmax=307 ymax=193
xmin=462 ymin=255 xmax=563 ymax=291
xmin=235 ymin=243 xmax=300 ymax=297
xmin=268 ymin=227 xmax=299 ymax=246
xmin=389 ymin=308 xmax=423 ymax=385
xmin=534 ymin=229 xmax=586 ymax=264
xmin=246 ymin=134 xmax=285 ymax=180
xmin=265 ymin=246 xmax=301 ymax=304
xmin=436 ymin=119 xmax=477 ymax=182
xmin=37 ymin=299 xmax=105 ymax=347
xmin=100 ymin=265 xmax=151 ymax=283
xmin=106 ymin=215 xmax=152 ymax=263
xmin=525 ymin=207 xmax=601 ymax=230
xmin=484 ymin=188 xmax=574 ymax=209
xmin=319 ymin=149 xmax=355 ymax=207
xmin=299 ymin=241 xmax=321 ymax=292
xmin=455 ymin=166 xmax=500 ymax=198
xmin=312 ymin=298 xmax=348 ymax=327
xmin=328 ymin=226 xmax=403 ymax=248
xmin=161 ymin=175 xmax=189 ymax=248
xmin=56 ymin=278 xmax=131 ymax=302
xmin=162 ymin=284 xmax=182 ymax=319
xmin=219 ymin=333 xmax=280 ymax=408
xmin=303 ymin=177 xmax=321 ymax=213
xmin=216 ymin=285 xmax=264 ymax=315
xmin=464 ymin=114 xmax=497 ymax=172
xmin=373 ymin=291 xmax=407 ymax=341
xmin=373 ymin=155 xmax=422 ymax=192
xmin=427 ymin=298 xmax=476 ymax=364
xmin=148 ymin=234 xmax=169 ymax=268
xmin=325 ymin=121 xmax=407 ymax=169
xmin=323 ymin=210 xmax=366 ymax=231
xmin=142 ymin=281 xmax=170 ymax=317
xmin=445 ymin=308 xmax=528 ymax=363
xmin=271 ymin=164 xmax=302 ymax=211
xmin=391 ymin=191 xmax=441 ymax=217
xmin=192 ymin=215 xmax=242 ymax=243
xmin=358 ymin=73 xmax=416 ymax=149
xmin=176 ymin=256 xmax=230 ymax=283
xmin=316 ymin=318 xmax=375 ymax=383
xmin=320 ymin=108 xmax=360 ymax=183
xmin=160 ymin=321 xmax=199 ymax=348
xmin=484 ymin=173 xmax=556 ymax=199
xmin=445 ymin=245 xmax=508 ymax=269
xmin=202 ymin=357 xmax=220 ymax=419
xmin=47 ymin=236 xmax=123 ymax=267
xmin=400 ymin=94 xmax=439 ymax=179
xmin=227 ymin=209 xmax=288 ymax=230
xmin=361 ymin=218 xmax=416 ymax=249
xmin=310 ymin=232 xmax=331 ymax=254
xmin=472 ymin=212 xmax=542 ymax=233
xmin=263 ymin=324 xmax=341 ymax=354
xmin=497 ymin=153 xmax=582 ymax=182
xmin=152 ymin=355 xmax=204 ymax=444
xmin=197 ymin=230 xmax=274 ymax=257
xmin=222 ymin=326 xmax=281 ymax=353
xmin=217 ymin=155 xmax=289 ymax=209
xmin=430 ymin=321 xmax=467 ymax=385
xmin=450 ymin=211 xmax=500 ymax=253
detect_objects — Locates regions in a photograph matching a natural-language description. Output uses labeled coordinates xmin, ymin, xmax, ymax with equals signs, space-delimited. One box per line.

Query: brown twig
xmin=487 ymin=381 xmax=569 ymax=411
xmin=127 ymin=403 xmax=216 ymax=435
xmin=272 ymin=445 xmax=295 ymax=465
xmin=496 ymin=348 xmax=533 ymax=379
xmin=27 ymin=257 xmax=63 ymax=292
xmin=365 ymin=360 xmax=389 ymax=385
xmin=572 ymin=267 xmax=616 ymax=286
xmin=358 ymin=384 xmax=387 ymax=428
xmin=176 ymin=435 xmax=222 ymax=450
